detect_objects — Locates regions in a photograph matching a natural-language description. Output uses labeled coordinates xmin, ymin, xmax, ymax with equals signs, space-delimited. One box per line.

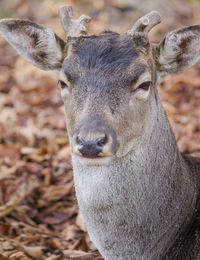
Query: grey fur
xmin=0 ymin=12 xmax=200 ymax=260
xmin=72 ymin=92 xmax=200 ymax=260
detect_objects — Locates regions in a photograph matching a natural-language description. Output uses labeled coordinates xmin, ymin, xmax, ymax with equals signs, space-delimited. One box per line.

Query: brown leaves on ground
xmin=160 ymin=67 xmax=200 ymax=157
xmin=0 ymin=0 xmax=200 ymax=259
xmin=0 ymin=19 xmax=101 ymax=260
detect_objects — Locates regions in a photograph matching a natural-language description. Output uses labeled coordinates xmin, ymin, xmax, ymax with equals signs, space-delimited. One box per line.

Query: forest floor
xmin=0 ymin=0 xmax=200 ymax=259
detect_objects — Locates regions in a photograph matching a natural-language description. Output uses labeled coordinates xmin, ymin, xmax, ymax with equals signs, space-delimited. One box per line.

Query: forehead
xmin=74 ymin=33 xmax=137 ymax=69
xmin=63 ymin=33 xmax=149 ymax=76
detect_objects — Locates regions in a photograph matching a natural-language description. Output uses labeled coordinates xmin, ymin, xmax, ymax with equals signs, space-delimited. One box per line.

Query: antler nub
xmin=128 ymin=11 xmax=161 ymax=36
xmin=59 ymin=5 xmax=91 ymax=37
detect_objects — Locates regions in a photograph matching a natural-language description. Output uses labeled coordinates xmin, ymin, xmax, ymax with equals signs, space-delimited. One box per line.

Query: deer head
xmin=0 ymin=6 xmax=200 ymax=166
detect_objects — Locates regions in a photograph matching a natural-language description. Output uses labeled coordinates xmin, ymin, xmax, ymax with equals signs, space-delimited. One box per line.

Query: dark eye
xmin=58 ymin=80 xmax=68 ymax=89
xmin=138 ymin=81 xmax=152 ymax=91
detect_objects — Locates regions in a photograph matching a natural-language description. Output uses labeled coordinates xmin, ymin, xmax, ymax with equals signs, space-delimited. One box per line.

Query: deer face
xmin=59 ymin=33 xmax=155 ymax=165
xmin=1 ymin=7 xmax=200 ymax=166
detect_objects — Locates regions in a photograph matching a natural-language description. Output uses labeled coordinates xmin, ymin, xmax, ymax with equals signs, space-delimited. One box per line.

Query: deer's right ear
xmin=0 ymin=19 xmax=66 ymax=71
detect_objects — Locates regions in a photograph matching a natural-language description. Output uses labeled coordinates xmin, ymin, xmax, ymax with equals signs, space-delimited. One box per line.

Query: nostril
xmin=76 ymin=135 xmax=107 ymax=157
xmin=76 ymin=136 xmax=85 ymax=146
xmin=96 ymin=136 xmax=107 ymax=148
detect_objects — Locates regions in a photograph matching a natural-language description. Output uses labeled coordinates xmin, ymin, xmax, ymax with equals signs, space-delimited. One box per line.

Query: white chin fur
xmin=75 ymin=155 xmax=114 ymax=166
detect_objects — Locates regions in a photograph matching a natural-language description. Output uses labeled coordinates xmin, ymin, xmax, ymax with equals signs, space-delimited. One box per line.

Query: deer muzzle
xmin=71 ymin=116 xmax=118 ymax=166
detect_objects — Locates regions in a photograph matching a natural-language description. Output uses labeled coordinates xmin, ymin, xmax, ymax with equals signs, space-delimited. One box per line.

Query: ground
xmin=0 ymin=0 xmax=199 ymax=259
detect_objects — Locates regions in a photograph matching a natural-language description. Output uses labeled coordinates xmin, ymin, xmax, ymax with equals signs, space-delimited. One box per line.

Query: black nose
xmin=76 ymin=136 xmax=107 ymax=157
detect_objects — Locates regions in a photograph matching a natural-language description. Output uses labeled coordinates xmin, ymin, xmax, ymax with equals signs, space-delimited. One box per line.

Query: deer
xmin=0 ymin=5 xmax=200 ymax=260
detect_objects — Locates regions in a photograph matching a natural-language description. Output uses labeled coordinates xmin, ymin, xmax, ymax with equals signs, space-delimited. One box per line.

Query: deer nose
xmin=76 ymin=135 xmax=107 ymax=157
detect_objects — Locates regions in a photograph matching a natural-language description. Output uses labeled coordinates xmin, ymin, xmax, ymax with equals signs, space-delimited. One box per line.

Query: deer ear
xmin=154 ymin=25 xmax=200 ymax=79
xmin=0 ymin=19 xmax=66 ymax=71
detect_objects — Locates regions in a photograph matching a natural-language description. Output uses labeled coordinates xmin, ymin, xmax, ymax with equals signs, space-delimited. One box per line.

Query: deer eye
xmin=58 ymin=80 xmax=69 ymax=89
xmin=137 ymin=81 xmax=152 ymax=91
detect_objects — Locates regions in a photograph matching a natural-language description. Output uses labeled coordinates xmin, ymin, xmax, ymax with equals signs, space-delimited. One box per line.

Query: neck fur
xmin=72 ymin=97 xmax=197 ymax=259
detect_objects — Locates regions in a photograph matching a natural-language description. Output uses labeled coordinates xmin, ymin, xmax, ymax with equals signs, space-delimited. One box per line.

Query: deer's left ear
xmin=153 ymin=25 xmax=200 ymax=79
xmin=0 ymin=19 xmax=66 ymax=71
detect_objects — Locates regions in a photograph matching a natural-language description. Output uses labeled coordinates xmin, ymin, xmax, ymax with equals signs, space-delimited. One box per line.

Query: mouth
xmin=74 ymin=154 xmax=114 ymax=166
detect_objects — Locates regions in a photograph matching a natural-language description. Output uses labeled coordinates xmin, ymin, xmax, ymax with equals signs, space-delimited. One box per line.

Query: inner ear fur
xmin=0 ymin=19 xmax=66 ymax=71
xmin=154 ymin=25 xmax=200 ymax=79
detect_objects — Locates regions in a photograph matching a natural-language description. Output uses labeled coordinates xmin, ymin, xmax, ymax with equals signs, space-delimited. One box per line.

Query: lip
xmin=74 ymin=154 xmax=114 ymax=166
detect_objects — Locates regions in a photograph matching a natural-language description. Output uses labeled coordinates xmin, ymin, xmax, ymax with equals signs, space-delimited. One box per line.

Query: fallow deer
xmin=0 ymin=6 xmax=200 ymax=259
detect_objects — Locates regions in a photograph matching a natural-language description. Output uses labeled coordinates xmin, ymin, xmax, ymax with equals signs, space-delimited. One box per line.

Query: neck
xmin=72 ymin=98 xmax=198 ymax=260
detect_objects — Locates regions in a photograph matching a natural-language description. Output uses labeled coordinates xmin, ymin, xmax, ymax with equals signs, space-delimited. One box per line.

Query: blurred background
xmin=0 ymin=0 xmax=200 ymax=259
